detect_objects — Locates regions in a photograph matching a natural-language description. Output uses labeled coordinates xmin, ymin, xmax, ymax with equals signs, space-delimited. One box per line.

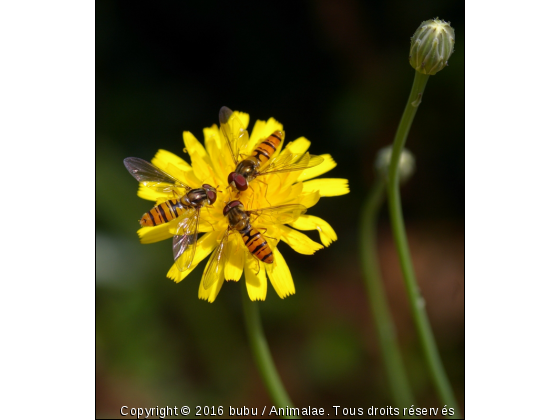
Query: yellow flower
xmin=133 ymin=109 xmax=349 ymax=302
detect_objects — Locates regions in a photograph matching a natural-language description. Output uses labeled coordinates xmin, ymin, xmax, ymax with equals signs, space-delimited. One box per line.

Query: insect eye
xmin=234 ymin=174 xmax=248 ymax=191
xmin=207 ymin=190 xmax=217 ymax=204
xmin=223 ymin=200 xmax=241 ymax=216
xmin=228 ymin=173 xmax=248 ymax=191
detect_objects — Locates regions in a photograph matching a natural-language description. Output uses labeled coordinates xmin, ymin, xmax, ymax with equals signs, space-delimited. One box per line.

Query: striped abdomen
xmin=140 ymin=199 xmax=187 ymax=227
xmin=239 ymin=225 xmax=273 ymax=263
xmin=251 ymin=131 xmax=283 ymax=165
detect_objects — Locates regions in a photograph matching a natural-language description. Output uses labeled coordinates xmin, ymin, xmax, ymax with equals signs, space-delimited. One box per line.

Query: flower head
xmin=375 ymin=146 xmax=416 ymax=185
xmin=409 ymin=18 xmax=455 ymax=75
xmin=131 ymin=108 xmax=349 ymax=302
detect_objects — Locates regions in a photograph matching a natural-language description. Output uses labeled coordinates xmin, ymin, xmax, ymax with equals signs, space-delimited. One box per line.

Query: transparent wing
xmin=247 ymin=204 xmax=307 ymax=226
xmin=172 ymin=208 xmax=199 ymax=272
xmin=257 ymin=152 xmax=324 ymax=176
xmin=124 ymin=157 xmax=191 ymax=193
xmin=219 ymin=106 xmax=249 ymax=165
xmin=202 ymin=229 xmax=230 ymax=290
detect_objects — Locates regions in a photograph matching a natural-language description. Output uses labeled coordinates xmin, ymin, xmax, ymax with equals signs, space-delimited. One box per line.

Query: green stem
xmin=359 ymin=179 xmax=415 ymax=409
xmin=242 ymin=289 xmax=299 ymax=419
xmin=386 ymin=71 xmax=461 ymax=418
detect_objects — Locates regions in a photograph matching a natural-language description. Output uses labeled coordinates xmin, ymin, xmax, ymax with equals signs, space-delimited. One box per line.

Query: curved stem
xmin=359 ymin=179 xmax=415 ymax=409
xmin=386 ymin=71 xmax=461 ymax=418
xmin=241 ymin=289 xmax=299 ymax=419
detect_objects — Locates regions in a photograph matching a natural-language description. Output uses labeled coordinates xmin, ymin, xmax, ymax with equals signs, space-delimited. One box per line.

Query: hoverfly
xmin=219 ymin=106 xmax=325 ymax=192
xmin=201 ymin=200 xmax=307 ymax=290
xmin=123 ymin=157 xmax=217 ymax=271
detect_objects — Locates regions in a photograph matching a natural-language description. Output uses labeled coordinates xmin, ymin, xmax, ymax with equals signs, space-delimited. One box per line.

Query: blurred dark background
xmin=96 ymin=1 xmax=464 ymax=418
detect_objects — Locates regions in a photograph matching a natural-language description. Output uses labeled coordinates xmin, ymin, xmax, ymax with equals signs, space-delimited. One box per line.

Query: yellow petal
xmin=136 ymin=150 xmax=196 ymax=201
xmin=166 ymin=230 xmax=220 ymax=283
xmin=302 ymin=178 xmax=350 ymax=197
xmin=151 ymin=149 xmax=191 ymax=172
xmin=137 ymin=185 xmax=167 ymax=202
xmin=289 ymin=215 xmax=338 ymax=247
xmin=299 ymin=190 xmax=321 ymax=209
xmin=203 ymin=129 xmax=229 ymax=181
xmin=204 ymin=125 xmax=234 ymax=178
xmin=183 ymin=131 xmax=213 ymax=181
xmin=162 ymin=162 xmax=192 ymax=186
xmin=298 ymin=154 xmax=337 ymax=182
xmin=281 ymin=154 xmax=313 ymax=187
xmin=265 ymin=248 xmax=295 ymax=299
xmin=183 ymin=131 xmax=208 ymax=161
xmin=203 ymin=124 xmax=222 ymax=151
xmin=233 ymin=111 xmax=250 ymax=129
xmin=137 ymin=218 xmax=180 ymax=244
xmin=190 ymin=152 xmax=213 ymax=182
xmin=274 ymin=181 xmax=303 ymax=205
xmin=283 ymin=137 xmax=310 ymax=154
xmin=277 ymin=225 xmax=323 ymax=255
xmin=197 ymin=207 xmax=227 ymax=233
xmin=245 ymin=257 xmax=267 ymax=301
xmin=202 ymin=124 xmax=224 ymax=148
xmin=224 ymin=234 xmax=244 ymax=281
xmin=198 ymin=268 xmax=224 ymax=303
xmin=181 ymin=169 xmax=202 ymax=188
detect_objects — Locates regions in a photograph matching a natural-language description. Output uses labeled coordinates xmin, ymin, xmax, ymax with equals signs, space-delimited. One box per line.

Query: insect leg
xmin=254 ymin=178 xmax=271 ymax=207
xmin=205 ymin=210 xmax=217 ymax=231
xmin=246 ymin=183 xmax=256 ymax=208
xmin=252 ymin=256 xmax=261 ymax=276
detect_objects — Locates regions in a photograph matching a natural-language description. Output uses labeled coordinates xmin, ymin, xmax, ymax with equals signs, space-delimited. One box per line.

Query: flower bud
xmin=409 ymin=18 xmax=455 ymax=75
xmin=375 ymin=146 xmax=415 ymax=184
